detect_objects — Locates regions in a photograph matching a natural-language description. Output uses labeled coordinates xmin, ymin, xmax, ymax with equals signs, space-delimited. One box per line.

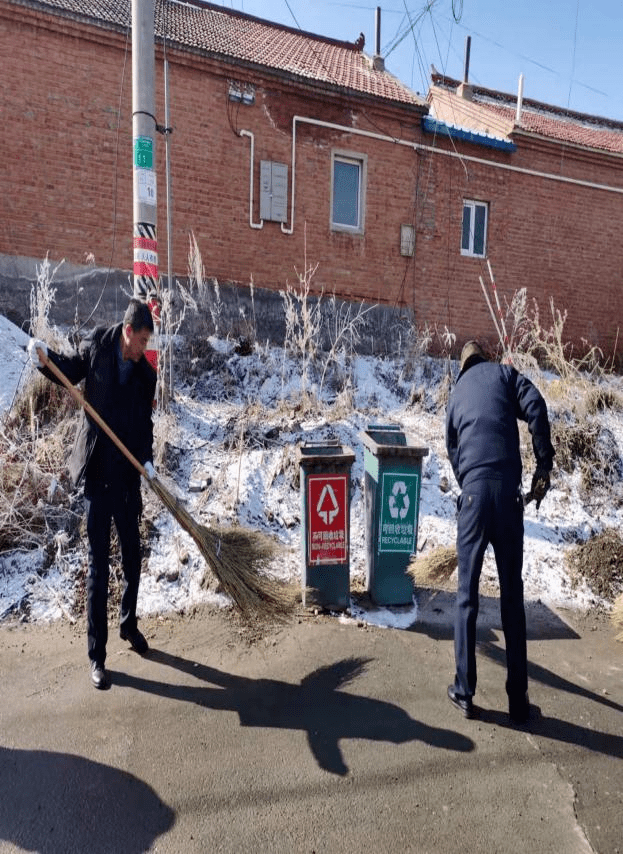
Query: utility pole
xmin=131 ymin=0 xmax=161 ymax=377
xmin=131 ymin=0 xmax=158 ymax=303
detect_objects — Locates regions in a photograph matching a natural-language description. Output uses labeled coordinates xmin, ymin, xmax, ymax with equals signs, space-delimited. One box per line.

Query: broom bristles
xmin=149 ymin=477 xmax=296 ymax=621
xmin=408 ymin=545 xmax=458 ymax=587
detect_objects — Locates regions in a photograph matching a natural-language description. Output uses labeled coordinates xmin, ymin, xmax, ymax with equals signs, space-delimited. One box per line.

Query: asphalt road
xmin=1 ymin=592 xmax=621 ymax=854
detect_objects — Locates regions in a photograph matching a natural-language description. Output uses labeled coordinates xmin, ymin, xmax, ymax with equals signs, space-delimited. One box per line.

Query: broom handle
xmin=479 ymin=276 xmax=503 ymax=345
xmin=37 ymin=348 xmax=148 ymax=479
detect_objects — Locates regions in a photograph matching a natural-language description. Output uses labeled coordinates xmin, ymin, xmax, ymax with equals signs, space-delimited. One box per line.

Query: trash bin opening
xmin=299 ymin=445 xmax=345 ymax=457
xmin=366 ymin=431 xmax=407 ymax=447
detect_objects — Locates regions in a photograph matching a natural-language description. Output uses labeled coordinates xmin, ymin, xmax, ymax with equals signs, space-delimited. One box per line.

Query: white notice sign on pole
xmin=137 ymin=170 xmax=157 ymax=205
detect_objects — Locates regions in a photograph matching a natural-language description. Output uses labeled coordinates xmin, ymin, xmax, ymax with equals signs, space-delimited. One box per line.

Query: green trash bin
xmin=297 ymin=440 xmax=355 ymax=611
xmin=360 ymin=425 xmax=429 ymax=605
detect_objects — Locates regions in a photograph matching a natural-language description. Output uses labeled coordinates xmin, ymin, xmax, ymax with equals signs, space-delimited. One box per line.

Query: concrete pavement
xmin=1 ymin=592 xmax=622 ymax=853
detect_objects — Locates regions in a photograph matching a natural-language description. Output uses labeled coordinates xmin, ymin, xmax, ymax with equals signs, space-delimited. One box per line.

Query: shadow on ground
xmin=412 ymin=590 xmax=581 ymax=642
xmin=0 ymin=746 xmax=175 ymax=854
xmin=110 ymin=654 xmax=475 ymax=776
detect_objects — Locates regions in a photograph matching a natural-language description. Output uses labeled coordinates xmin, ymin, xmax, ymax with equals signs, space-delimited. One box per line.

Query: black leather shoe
xmin=120 ymin=627 xmax=148 ymax=655
xmin=509 ymin=694 xmax=530 ymax=724
xmin=90 ymin=661 xmax=109 ymax=690
xmin=447 ymin=684 xmax=475 ymax=718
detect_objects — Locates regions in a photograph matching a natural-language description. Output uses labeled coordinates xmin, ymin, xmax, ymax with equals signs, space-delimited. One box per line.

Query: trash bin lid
xmin=360 ymin=428 xmax=428 ymax=458
xmin=297 ymin=441 xmax=356 ymax=466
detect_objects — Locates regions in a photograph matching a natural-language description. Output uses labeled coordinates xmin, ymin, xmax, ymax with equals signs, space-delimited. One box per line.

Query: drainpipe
xmin=280 ymin=115 xmax=623 ymax=235
xmin=239 ymin=129 xmax=264 ymax=229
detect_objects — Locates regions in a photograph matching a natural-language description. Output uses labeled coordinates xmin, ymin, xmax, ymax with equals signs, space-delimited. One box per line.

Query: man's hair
xmin=460 ymin=340 xmax=487 ymax=372
xmin=123 ymin=298 xmax=154 ymax=333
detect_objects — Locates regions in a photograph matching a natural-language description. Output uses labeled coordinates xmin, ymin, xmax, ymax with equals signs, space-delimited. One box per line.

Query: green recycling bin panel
xmin=361 ymin=425 xmax=428 ymax=606
xmin=378 ymin=471 xmax=420 ymax=553
xmin=297 ymin=442 xmax=355 ymax=611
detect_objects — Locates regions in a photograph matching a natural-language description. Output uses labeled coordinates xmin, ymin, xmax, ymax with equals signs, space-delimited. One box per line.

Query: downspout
xmin=239 ymin=129 xmax=264 ymax=229
xmin=281 ymin=120 xmax=297 ymax=234
xmin=280 ymin=114 xmax=623 ymax=235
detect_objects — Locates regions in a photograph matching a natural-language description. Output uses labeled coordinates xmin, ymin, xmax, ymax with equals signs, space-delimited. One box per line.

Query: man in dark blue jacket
xmin=445 ymin=341 xmax=554 ymax=724
xmin=29 ymin=300 xmax=157 ymax=690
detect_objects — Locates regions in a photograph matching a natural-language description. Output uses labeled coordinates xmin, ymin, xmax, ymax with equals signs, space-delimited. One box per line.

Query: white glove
xmin=28 ymin=338 xmax=48 ymax=368
xmin=143 ymin=461 xmax=156 ymax=480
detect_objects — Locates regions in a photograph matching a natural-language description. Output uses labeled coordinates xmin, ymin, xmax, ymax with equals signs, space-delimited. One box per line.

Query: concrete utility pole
xmin=131 ymin=0 xmax=158 ymax=301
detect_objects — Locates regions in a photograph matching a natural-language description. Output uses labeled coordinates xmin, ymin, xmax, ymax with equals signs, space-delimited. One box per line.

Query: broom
xmin=612 ymin=592 xmax=623 ymax=642
xmin=408 ymin=545 xmax=458 ymax=588
xmin=37 ymin=349 xmax=297 ymax=621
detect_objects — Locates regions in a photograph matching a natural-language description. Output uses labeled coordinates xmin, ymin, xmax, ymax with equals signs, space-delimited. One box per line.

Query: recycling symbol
xmin=317 ymin=484 xmax=339 ymax=525
xmin=388 ymin=480 xmax=410 ymax=520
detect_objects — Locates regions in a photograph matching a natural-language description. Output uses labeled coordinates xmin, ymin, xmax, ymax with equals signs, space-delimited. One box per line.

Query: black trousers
xmin=84 ymin=481 xmax=142 ymax=664
xmin=453 ymin=479 xmax=527 ymax=701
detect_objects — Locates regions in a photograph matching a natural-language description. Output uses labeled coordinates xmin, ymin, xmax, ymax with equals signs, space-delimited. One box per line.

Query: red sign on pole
xmin=306 ymin=474 xmax=349 ymax=564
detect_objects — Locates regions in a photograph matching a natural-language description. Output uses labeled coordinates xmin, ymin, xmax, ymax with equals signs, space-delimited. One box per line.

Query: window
xmin=331 ymin=152 xmax=367 ymax=233
xmin=461 ymin=200 xmax=488 ymax=257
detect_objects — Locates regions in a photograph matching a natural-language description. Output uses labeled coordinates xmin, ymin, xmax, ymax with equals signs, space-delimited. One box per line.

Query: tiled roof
xmin=13 ymin=0 xmax=425 ymax=107
xmin=430 ymin=74 xmax=623 ymax=156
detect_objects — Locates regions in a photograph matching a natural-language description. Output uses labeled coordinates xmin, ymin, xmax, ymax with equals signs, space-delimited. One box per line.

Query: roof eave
xmin=422 ymin=116 xmax=516 ymax=152
xmin=6 ymin=0 xmax=424 ymax=112
xmin=511 ymin=126 xmax=623 ymax=160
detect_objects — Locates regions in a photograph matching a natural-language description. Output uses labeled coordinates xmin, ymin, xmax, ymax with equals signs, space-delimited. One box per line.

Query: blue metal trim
xmin=422 ymin=116 xmax=517 ymax=152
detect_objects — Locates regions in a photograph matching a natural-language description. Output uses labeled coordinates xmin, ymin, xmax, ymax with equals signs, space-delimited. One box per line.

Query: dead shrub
xmin=551 ymin=419 xmax=622 ymax=495
xmin=583 ymin=387 xmax=623 ymax=415
xmin=567 ymin=528 xmax=623 ymax=601
xmin=5 ymin=371 xmax=78 ymax=431
xmin=0 ymin=458 xmax=77 ymax=554
xmin=1 ymin=372 xmax=80 ymax=555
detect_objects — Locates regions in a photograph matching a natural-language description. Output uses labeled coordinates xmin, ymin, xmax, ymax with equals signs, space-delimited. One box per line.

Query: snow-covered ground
xmin=1 ymin=312 xmax=621 ymax=629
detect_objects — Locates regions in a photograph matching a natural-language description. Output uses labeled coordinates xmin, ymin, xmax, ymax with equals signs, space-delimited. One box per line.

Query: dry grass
xmin=583 ymin=387 xmax=623 ymax=416
xmin=1 ymin=371 xmax=79 ymax=554
xmin=502 ymin=289 xmax=607 ymax=379
xmin=551 ymin=419 xmax=622 ymax=497
xmin=0 ymin=255 xmax=82 ymax=563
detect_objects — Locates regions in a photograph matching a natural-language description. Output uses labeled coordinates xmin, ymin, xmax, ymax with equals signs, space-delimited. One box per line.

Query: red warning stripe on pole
xmin=133 ymin=261 xmax=159 ymax=278
xmin=133 ymin=236 xmax=158 ymax=253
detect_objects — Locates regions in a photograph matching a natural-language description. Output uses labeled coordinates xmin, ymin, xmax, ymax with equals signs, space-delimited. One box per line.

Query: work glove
xmin=143 ymin=461 xmax=156 ymax=481
xmin=27 ymin=338 xmax=48 ymax=368
xmin=530 ymin=467 xmax=550 ymax=510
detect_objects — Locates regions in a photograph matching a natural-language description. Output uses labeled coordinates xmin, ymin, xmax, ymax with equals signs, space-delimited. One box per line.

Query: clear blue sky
xmin=218 ymin=0 xmax=623 ymax=121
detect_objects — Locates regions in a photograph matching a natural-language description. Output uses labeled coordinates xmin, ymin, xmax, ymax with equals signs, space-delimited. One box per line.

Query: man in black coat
xmin=29 ymin=299 xmax=157 ymax=689
xmin=445 ymin=341 xmax=554 ymax=724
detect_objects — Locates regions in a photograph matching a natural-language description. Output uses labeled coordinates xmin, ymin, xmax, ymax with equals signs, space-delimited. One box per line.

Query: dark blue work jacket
xmin=445 ymin=359 xmax=554 ymax=490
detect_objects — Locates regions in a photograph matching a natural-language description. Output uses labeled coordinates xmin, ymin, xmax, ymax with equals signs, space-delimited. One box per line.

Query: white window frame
xmin=330 ymin=151 xmax=367 ymax=235
xmin=461 ymin=199 xmax=488 ymax=258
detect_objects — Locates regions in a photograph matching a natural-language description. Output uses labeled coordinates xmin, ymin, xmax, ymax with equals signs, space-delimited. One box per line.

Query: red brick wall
xmin=2 ymin=2 xmax=623 ymax=357
xmin=1 ymin=5 xmax=421 ymax=297
xmin=1 ymin=8 xmax=133 ymax=262
xmin=411 ymin=138 xmax=623 ymax=357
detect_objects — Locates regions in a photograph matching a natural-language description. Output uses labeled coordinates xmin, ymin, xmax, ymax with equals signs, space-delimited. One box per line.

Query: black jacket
xmin=445 ymin=359 xmax=554 ymax=490
xmin=42 ymin=323 xmax=156 ymax=488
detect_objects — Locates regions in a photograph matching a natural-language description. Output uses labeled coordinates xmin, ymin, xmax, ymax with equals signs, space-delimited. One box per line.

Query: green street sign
xmin=134 ymin=136 xmax=153 ymax=169
xmin=378 ymin=471 xmax=420 ymax=553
